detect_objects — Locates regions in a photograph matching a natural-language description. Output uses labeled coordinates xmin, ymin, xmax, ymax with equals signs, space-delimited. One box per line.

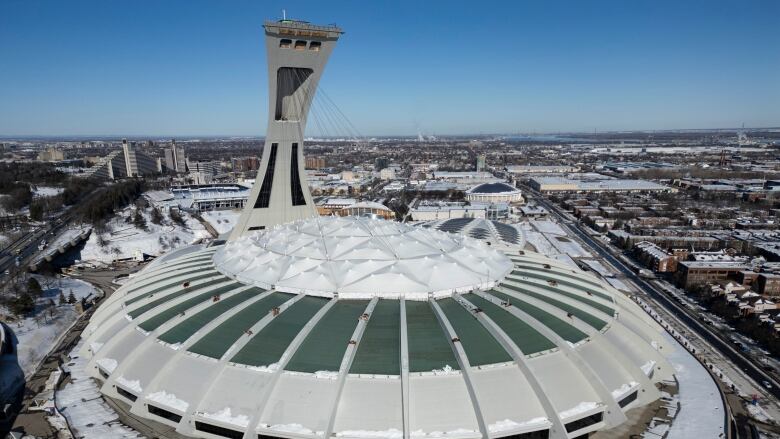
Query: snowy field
xmin=202 ymin=210 xmax=241 ymax=235
xmin=530 ymin=220 xmax=567 ymax=236
xmin=520 ymin=223 xmax=555 ymax=255
xmin=520 ymin=220 xmax=592 ymax=261
xmin=662 ymin=331 xmax=725 ymax=439
xmin=579 ymin=259 xmax=613 ymax=277
xmin=605 ymin=277 xmax=632 ymax=292
xmin=33 ymin=186 xmax=65 ymax=197
xmin=6 ymin=275 xmax=99 ymax=377
xmin=80 ymin=205 xmax=211 ymax=264
xmin=57 ymin=340 xmax=145 ymax=439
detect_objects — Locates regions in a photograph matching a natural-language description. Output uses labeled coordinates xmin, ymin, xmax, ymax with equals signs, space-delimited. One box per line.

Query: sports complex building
xmin=78 ymin=16 xmax=675 ymax=439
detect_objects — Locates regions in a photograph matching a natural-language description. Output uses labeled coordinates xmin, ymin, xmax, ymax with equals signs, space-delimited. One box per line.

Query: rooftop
xmin=213 ymin=216 xmax=513 ymax=299
xmin=468 ymin=182 xmax=520 ymax=194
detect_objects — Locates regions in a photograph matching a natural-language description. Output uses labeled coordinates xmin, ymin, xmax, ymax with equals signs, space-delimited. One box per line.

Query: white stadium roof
xmin=81 ymin=216 xmax=674 ymax=439
xmin=213 ymin=217 xmax=513 ymax=300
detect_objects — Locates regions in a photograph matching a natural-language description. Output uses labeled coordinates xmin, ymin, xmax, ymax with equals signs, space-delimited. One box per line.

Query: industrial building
xmin=529 ymin=177 xmax=673 ymax=194
xmin=506 ymin=165 xmax=580 ymax=174
xmin=409 ymin=202 xmax=488 ymax=221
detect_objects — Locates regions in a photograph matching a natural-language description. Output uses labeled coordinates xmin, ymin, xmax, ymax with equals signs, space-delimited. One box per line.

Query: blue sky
xmin=1 ymin=0 xmax=778 ymax=136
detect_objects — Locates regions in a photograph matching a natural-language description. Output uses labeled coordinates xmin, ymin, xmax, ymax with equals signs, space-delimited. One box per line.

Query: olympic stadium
xmin=78 ymin=17 xmax=675 ymax=439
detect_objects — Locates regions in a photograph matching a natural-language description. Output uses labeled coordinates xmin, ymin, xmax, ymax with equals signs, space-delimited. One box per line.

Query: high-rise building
xmin=186 ymin=159 xmax=222 ymax=184
xmin=230 ymin=20 xmax=343 ymax=238
xmin=476 ymin=154 xmax=486 ymax=172
xmin=231 ymin=157 xmax=260 ymax=172
xmin=375 ymin=157 xmax=389 ymax=171
xmin=121 ymin=138 xmax=158 ymax=177
xmin=37 ymin=147 xmax=66 ymax=162
xmin=305 ymin=156 xmax=326 ymax=169
xmin=164 ymin=139 xmax=187 ymax=173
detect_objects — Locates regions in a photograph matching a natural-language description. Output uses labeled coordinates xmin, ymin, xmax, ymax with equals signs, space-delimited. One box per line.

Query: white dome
xmin=212 ymin=216 xmax=514 ymax=300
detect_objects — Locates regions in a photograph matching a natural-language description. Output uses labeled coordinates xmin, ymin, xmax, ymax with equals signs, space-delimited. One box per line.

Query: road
xmin=525 ymin=189 xmax=780 ymax=412
xmin=0 ymin=211 xmax=78 ymax=288
xmin=534 ymin=193 xmax=780 ymax=389
xmin=0 ymin=186 xmax=105 ymax=289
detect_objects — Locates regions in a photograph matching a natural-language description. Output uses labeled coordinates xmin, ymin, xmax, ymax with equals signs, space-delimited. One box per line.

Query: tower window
xmin=275 ymin=67 xmax=313 ymax=121
xmin=294 ymin=40 xmax=307 ymax=50
xmin=309 ymin=41 xmax=321 ymax=51
xmin=279 ymin=39 xmax=292 ymax=48
xmin=290 ymin=143 xmax=307 ymax=206
xmin=254 ymin=143 xmax=278 ymax=208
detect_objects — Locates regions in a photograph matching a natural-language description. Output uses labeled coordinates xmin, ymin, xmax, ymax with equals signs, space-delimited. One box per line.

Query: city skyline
xmin=1 ymin=0 xmax=778 ymax=136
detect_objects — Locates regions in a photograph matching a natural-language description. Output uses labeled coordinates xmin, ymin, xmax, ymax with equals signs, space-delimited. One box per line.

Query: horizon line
xmin=2 ymin=126 xmax=780 ymax=141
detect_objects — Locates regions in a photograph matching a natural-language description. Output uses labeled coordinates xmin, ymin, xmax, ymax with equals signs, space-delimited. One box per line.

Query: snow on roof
xmin=213 ymin=216 xmax=513 ymax=299
xmin=344 ymin=201 xmax=391 ymax=211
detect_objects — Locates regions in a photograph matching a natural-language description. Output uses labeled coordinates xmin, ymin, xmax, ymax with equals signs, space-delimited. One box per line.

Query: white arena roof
xmin=81 ymin=216 xmax=674 ymax=439
xmin=213 ymin=217 xmax=513 ymax=300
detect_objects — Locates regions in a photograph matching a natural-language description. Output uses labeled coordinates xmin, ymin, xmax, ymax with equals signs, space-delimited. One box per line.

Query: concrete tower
xmin=230 ymin=19 xmax=342 ymax=240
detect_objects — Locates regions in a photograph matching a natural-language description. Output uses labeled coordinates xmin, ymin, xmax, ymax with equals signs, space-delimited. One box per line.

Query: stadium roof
xmin=467 ymin=182 xmax=520 ymax=194
xmin=213 ymin=217 xmax=513 ymax=299
xmin=82 ymin=216 xmax=673 ymax=439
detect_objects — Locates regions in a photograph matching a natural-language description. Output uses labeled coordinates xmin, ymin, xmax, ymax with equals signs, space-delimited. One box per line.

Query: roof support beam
xmin=93 ymin=280 xmax=244 ymax=400
xmin=248 ymin=298 xmax=338 ymax=439
xmin=429 ymin=299 xmax=488 ymax=439
xmin=177 ymin=288 xmax=273 ymax=350
xmin=400 ymin=298 xmax=410 ymax=439
xmin=494 ymin=285 xmax=597 ymax=336
xmin=219 ymin=292 xmax=304 ymax=361
xmin=454 ymin=294 xmax=567 ymax=439
xmin=324 ymin=297 xmax=379 ymax=438
xmin=473 ymin=290 xmax=628 ymax=430
xmin=178 ymin=291 xmax=305 ymax=437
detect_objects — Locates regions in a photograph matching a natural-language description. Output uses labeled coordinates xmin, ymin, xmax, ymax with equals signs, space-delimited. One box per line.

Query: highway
xmin=0 ymin=212 xmax=76 ymax=289
xmin=527 ymin=190 xmax=780 ymax=404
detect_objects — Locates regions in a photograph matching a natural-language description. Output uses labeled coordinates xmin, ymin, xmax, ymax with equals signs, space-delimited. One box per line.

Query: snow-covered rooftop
xmin=213 ymin=216 xmax=513 ymax=299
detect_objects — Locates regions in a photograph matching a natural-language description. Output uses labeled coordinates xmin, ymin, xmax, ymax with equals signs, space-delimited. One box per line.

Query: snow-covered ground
xmin=579 ymin=259 xmax=612 ymax=277
xmin=605 ymin=277 xmax=632 ymax=292
xmin=57 ymin=340 xmax=145 ymax=439
xmin=662 ymin=331 xmax=726 ymax=439
xmin=201 ymin=209 xmax=241 ymax=235
xmin=33 ymin=186 xmax=65 ymax=197
xmin=6 ymin=275 xmax=100 ymax=377
xmin=520 ymin=223 xmax=555 ymax=255
xmin=530 ymin=220 xmax=567 ymax=236
xmin=80 ymin=205 xmax=211 ymax=264
xmin=520 ymin=220 xmax=592 ymax=262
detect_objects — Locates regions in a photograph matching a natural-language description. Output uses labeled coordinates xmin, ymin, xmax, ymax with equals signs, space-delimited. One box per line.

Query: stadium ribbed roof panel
xmin=81 ymin=217 xmax=675 ymax=439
